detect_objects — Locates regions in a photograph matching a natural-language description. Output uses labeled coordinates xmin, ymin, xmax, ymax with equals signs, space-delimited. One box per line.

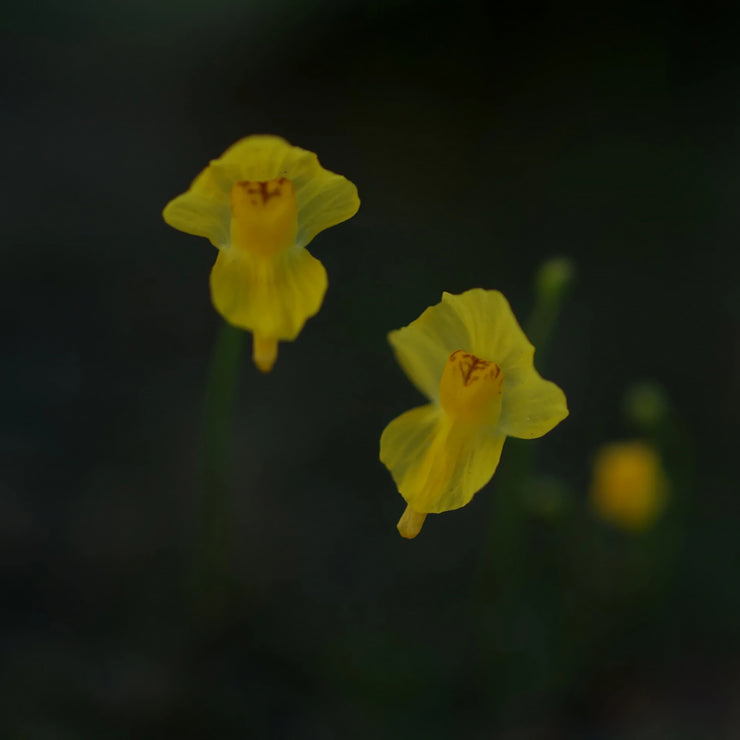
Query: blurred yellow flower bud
xmin=590 ymin=441 xmax=667 ymax=531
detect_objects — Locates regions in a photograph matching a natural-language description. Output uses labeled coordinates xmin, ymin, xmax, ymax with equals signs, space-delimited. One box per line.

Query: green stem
xmin=472 ymin=260 xmax=573 ymax=701
xmin=192 ymin=320 xmax=244 ymax=625
xmin=477 ymin=267 xmax=571 ymax=589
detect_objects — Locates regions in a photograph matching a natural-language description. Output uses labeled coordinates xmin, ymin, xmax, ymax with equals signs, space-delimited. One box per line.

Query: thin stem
xmin=192 ymin=320 xmax=244 ymax=626
xmin=472 ymin=260 xmax=573 ymax=701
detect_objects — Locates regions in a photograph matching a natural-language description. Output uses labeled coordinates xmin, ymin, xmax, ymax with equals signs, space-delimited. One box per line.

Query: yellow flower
xmin=590 ymin=441 xmax=667 ymax=531
xmin=162 ymin=135 xmax=360 ymax=372
xmin=380 ymin=289 xmax=569 ymax=539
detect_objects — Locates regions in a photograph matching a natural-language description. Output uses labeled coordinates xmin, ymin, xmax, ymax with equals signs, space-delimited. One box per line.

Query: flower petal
xmin=440 ymin=289 xmax=535 ymax=372
xmin=209 ymin=245 xmax=327 ymax=340
xmin=162 ymin=166 xmax=231 ymax=248
xmin=387 ymin=288 xmax=535 ymax=403
xmin=387 ymin=300 xmax=471 ymax=403
xmin=380 ymin=406 xmax=506 ymax=514
xmin=292 ymin=164 xmax=360 ymax=249
xmin=498 ymin=365 xmax=569 ymax=439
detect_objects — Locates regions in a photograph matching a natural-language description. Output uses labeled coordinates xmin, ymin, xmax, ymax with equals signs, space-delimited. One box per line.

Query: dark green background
xmin=3 ymin=1 xmax=738 ymax=737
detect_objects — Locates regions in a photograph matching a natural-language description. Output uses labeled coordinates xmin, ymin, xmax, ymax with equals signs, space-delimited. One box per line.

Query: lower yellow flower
xmin=380 ymin=289 xmax=569 ymax=538
xmin=590 ymin=441 xmax=667 ymax=531
xmin=162 ymin=136 xmax=360 ymax=372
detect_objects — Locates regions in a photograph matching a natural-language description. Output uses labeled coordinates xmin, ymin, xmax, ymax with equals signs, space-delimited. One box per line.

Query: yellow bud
xmin=590 ymin=441 xmax=667 ymax=531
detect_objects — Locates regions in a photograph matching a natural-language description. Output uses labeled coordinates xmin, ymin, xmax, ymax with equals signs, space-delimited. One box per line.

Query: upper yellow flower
xmin=162 ymin=135 xmax=360 ymax=372
xmin=590 ymin=441 xmax=667 ymax=531
xmin=380 ymin=289 xmax=569 ymax=538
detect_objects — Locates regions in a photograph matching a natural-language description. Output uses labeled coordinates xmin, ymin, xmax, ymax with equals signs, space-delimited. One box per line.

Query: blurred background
xmin=2 ymin=0 xmax=739 ymax=737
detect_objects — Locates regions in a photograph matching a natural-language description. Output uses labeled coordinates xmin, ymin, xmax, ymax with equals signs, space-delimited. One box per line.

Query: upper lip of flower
xmin=163 ymin=135 xmax=360 ymax=252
